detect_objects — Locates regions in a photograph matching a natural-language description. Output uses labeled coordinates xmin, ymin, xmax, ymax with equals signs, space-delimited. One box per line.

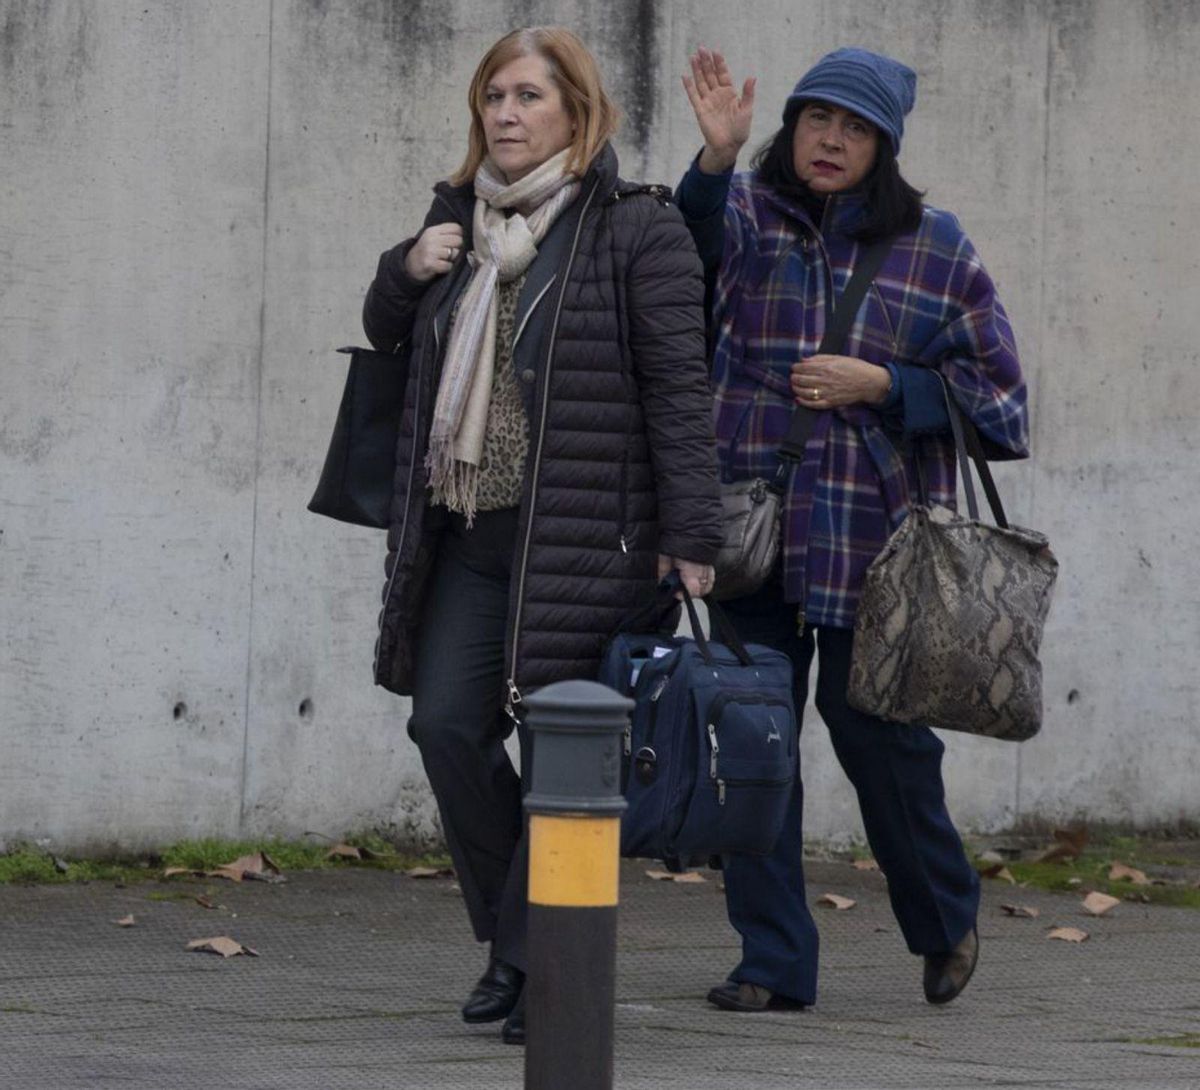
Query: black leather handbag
xmin=307 ymin=345 xmax=408 ymax=529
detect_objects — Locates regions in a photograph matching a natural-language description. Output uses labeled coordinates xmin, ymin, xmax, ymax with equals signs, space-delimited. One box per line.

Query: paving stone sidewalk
xmin=1 ymin=858 xmax=1198 ymax=1089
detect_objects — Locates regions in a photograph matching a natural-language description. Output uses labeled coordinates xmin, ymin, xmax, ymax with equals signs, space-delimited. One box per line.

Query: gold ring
xmin=811 ymin=388 xmax=820 ymax=400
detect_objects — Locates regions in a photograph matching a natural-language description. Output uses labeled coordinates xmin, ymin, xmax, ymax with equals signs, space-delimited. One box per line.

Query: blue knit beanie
xmin=785 ymin=47 xmax=917 ymax=153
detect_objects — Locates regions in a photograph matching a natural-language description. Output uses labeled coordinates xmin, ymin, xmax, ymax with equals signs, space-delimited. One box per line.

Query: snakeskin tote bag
xmin=847 ymin=402 xmax=1058 ymax=742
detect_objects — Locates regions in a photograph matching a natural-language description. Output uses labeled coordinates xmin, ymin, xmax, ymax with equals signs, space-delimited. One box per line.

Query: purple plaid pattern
xmin=712 ymin=175 xmax=1028 ymax=627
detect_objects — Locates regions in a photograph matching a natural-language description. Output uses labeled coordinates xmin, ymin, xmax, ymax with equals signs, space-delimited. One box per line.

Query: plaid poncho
xmin=679 ymin=166 xmax=1029 ymax=627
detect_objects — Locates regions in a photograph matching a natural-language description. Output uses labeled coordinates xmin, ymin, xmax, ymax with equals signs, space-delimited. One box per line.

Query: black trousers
xmin=409 ymin=507 xmax=530 ymax=972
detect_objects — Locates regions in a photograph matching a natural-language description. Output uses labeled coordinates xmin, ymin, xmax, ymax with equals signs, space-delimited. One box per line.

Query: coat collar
xmin=756 ymin=179 xmax=869 ymax=239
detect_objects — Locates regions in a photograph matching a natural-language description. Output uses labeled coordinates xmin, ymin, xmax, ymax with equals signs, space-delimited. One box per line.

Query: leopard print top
xmin=429 ymin=274 xmax=529 ymax=514
xmin=475 ymin=275 xmax=529 ymax=511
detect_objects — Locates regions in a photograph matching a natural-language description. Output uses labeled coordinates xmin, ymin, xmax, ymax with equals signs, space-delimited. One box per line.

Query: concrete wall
xmin=2 ymin=0 xmax=1197 ymax=853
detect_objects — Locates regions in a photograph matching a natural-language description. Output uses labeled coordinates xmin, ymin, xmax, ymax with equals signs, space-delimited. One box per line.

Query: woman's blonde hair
xmin=450 ymin=26 xmax=619 ymax=185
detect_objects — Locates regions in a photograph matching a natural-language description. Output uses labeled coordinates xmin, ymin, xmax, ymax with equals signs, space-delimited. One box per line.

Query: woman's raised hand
xmin=682 ymin=47 xmax=756 ymax=174
xmin=404 ymin=222 xmax=465 ymax=283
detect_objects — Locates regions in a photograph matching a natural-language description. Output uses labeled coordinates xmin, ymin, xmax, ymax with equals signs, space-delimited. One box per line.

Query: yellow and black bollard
xmin=523 ymin=679 xmax=631 ymax=1090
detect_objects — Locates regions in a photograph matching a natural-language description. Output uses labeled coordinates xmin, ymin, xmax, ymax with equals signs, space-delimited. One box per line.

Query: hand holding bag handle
xmin=671 ymin=575 xmax=754 ymax=668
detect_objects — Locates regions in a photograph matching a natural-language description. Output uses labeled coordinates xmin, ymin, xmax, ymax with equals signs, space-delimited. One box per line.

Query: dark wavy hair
xmin=751 ymin=101 xmax=924 ymax=242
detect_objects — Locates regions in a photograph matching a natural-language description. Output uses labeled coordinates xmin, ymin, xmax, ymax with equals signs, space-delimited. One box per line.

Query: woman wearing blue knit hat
xmin=677 ymin=46 xmax=1030 ymax=1010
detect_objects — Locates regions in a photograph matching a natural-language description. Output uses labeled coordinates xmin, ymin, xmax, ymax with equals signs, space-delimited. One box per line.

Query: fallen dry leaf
xmin=1108 ymin=863 xmax=1149 ymax=886
xmin=114 ymin=915 xmax=136 ymax=927
xmin=1034 ymin=827 xmax=1088 ymax=864
xmin=1000 ymin=903 xmax=1041 ymax=919
xmin=644 ymin=869 xmax=706 ymax=883
xmin=1046 ymin=926 xmax=1089 ymax=943
xmin=404 ymin=866 xmax=454 ymax=879
xmin=186 ymin=936 xmax=259 ymax=958
xmin=1081 ymin=891 xmax=1120 ymax=917
xmin=979 ymin=863 xmax=1016 ymax=884
xmin=163 ymin=866 xmax=201 ymax=878
xmin=194 ymin=895 xmax=216 ymax=910
xmin=851 ymin=858 xmax=879 ymax=871
xmin=1067 ymin=877 xmax=1083 ymax=886
xmin=818 ymin=893 xmax=856 ymax=910
xmin=325 ymin=843 xmax=362 ymax=861
xmin=208 ymin=851 xmax=284 ymax=884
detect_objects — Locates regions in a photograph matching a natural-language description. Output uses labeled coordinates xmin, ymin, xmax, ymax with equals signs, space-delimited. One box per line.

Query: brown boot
xmin=706 ymin=981 xmax=809 ymax=1012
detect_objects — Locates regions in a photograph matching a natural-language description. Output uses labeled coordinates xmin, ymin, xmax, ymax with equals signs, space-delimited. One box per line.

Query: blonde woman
xmin=362 ymin=27 xmax=721 ymax=1043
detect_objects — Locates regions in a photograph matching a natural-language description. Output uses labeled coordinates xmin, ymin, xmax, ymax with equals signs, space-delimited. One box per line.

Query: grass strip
xmin=0 ymin=834 xmax=450 ymax=885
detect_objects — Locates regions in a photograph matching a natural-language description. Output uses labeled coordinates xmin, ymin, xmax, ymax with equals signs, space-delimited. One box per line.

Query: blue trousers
xmin=720 ymin=582 xmax=980 ymax=1004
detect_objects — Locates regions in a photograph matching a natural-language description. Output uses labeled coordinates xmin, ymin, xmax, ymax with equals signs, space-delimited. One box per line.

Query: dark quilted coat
xmin=362 ymin=144 xmax=722 ymax=702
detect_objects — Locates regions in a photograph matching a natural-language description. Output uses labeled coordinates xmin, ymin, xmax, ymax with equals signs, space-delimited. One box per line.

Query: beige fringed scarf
xmin=426 ymin=148 xmax=580 ymax=522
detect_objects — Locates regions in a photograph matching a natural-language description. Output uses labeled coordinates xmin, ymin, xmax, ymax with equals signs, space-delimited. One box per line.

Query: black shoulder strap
xmin=777 ymin=238 xmax=894 ymax=462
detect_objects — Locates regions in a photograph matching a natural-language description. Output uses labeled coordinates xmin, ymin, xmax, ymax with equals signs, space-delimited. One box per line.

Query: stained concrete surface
xmin=2 ymin=858 xmax=1198 ymax=1089
xmin=3 ymin=1 xmax=1200 ymax=849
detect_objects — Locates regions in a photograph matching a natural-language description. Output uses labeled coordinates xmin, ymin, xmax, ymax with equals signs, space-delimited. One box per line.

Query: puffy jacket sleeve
xmin=920 ymin=223 xmax=1030 ymax=459
xmin=624 ymin=201 xmax=723 ymax=563
xmin=362 ymin=195 xmax=458 ymax=353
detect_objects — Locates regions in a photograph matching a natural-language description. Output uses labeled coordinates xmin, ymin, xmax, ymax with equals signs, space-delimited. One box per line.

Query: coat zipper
xmin=504 ymin=177 xmax=601 ymax=720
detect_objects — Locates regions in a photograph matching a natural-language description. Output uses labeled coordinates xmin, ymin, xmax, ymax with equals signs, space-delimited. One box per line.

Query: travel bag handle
xmin=677 ymin=581 xmax=754 ymax=668
xmin=605 ymin=572 xmax=755 ymax=669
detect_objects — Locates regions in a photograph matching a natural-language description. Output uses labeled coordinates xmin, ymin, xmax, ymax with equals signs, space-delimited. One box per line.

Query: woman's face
xmin=791 ymin=101 xmax=879 ymax=195
xmin=481 ymin=53 xmax=575 ymax=183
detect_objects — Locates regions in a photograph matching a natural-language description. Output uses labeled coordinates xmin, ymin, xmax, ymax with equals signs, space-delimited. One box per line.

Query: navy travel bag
xmin=598 ymin=577 xmax=797 ymax=863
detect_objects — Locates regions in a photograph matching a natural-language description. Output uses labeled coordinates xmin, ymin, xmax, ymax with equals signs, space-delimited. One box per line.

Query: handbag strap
xmin=935 ymin=373 xmax=1009 ymax=529
xmin=777 ymin=238 xmax=895 ymax=463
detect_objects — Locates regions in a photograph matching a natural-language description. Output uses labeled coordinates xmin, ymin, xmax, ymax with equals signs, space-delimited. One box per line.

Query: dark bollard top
xmin=524 ymin=681 xmax=631 ymax=814
xmin=524 ymin=679 xmax=634 ymax=723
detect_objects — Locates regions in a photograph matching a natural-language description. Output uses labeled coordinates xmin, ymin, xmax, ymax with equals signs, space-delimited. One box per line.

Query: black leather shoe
xmin=706 ymin=981 xmax=809 ymax=1012
xmin=923 ymin=927 xmax=979 ymax=1005
xmin=500 ymin=989 xmax=525 ymax=1045
xmin=461 ymin=957 xmax=524 ymax=1024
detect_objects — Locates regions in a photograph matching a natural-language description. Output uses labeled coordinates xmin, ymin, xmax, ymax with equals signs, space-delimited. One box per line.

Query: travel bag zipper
xmin=705 ymin=692 xmax=794 ymax=806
